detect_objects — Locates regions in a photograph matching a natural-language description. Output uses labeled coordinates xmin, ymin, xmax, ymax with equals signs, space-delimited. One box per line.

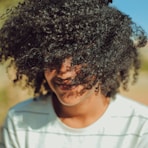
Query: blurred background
xmin=0 ymin=0 xmax=148 ymax=142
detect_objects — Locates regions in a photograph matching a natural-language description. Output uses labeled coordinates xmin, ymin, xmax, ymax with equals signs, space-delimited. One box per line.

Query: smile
xmin=54 ymin=82 xmax=77 ymax=91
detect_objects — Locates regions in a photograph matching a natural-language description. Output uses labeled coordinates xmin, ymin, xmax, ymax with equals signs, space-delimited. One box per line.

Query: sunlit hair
xmin=0 ymin=0 xmax=147 ymax=97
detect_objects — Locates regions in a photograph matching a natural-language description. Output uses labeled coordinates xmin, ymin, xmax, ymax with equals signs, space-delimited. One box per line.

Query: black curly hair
xmin=0 ymin=0 xmax=147 ymax=97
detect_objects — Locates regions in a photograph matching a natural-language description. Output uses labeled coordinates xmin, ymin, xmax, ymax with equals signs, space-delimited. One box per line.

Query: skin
xmin=44 ymin=58 xmax=110 ymax=128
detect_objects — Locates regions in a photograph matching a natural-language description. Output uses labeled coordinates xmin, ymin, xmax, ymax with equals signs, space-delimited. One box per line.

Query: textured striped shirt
xmin=1 ymin=94 xmax=148 ymax=148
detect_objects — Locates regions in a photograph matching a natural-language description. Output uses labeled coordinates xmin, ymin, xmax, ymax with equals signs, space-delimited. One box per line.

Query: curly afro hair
xmin=0 ymin=0 xmax=147 ymax=97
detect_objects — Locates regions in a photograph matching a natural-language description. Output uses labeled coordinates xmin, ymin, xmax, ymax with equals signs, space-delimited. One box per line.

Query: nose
xmin=59 ymin=58 xmax=71 ymax=74
xmin=57 ymin=58 xmax=76 ymax=80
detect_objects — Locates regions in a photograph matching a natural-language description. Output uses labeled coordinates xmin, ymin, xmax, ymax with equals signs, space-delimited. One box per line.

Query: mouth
xmin=54 ymin=82 xmax=77 ymax=91
xmin=57 ymin=84 xmax=77 ymax=90
xmin=52 ymin=77 xmax=78 ymax=91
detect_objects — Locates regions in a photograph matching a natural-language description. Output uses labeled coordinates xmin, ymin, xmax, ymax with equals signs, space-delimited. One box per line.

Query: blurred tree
xmin=0 ymin=0 xmax=22 ymax=26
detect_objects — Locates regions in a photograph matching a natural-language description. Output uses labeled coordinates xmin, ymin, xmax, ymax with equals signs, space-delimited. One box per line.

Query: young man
xmin=0 ymin=0 xmax=148 ymax=147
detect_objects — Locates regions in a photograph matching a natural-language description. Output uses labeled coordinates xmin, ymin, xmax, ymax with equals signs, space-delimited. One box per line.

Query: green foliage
xmin=0 ymin=0 xmax=21 ymax=7
xmin=0 ymin=0 xmax=21 ymax=13
xmin=0 ymin=0 xmax=22 ymax=25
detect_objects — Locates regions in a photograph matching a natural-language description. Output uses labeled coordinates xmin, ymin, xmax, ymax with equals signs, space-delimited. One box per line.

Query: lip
xmin=54 ymin=82 xmax=77 ymax=91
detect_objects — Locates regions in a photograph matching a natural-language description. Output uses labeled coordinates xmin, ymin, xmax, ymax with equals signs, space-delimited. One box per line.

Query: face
xmin=44 ymin=57 xmax=97 ymax=107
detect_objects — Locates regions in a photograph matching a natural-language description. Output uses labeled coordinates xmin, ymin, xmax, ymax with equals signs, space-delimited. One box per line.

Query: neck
xmin=52 ymin=93 xmax=110 ymax=128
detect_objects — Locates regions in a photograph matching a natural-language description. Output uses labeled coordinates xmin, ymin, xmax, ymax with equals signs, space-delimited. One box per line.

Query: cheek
xmin=44 ymin=71 xmax=56 ymax=92
xmin=44 ymin=70 xmax=56 ymax=83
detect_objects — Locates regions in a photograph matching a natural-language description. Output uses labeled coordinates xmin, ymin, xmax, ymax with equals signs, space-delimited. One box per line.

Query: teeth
xmin=62 ymin=85 xmax=71 ymax=88
xmin=54 ymin=81 xmax=76 ymax=90
xmin=60 ymin=84 xmax=74 ymax=90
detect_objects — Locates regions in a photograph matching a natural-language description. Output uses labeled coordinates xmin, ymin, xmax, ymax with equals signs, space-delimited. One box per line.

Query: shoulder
xmin=109 ymin=94 xmax=148 ymax=135
xmin=112 ymin=94 xmax=148 ymax=118
xmin=5 ymin=94 xmax=55 ymax=129
xmin=8 ymin=94 xmax=53 ymax=116
xmin=107 ymin=94 xmax=148 ymax=135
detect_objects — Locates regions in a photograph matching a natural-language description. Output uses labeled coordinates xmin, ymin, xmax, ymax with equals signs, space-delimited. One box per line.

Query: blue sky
xmin=111 ymin=0 xmax=148 ymax=33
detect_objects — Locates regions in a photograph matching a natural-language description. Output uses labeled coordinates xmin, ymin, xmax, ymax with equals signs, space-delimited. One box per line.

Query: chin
xmin=56 ymin=93 xmax=83 ymax=107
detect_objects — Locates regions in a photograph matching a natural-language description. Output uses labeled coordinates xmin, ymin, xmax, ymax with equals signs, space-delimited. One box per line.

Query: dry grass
xmin=0 ymin=65 xmax=33 ymax=125
xmin=120 ymin=72 xmax=148 ymax=105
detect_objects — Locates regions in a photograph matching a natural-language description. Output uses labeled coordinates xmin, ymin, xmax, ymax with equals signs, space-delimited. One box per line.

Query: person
xmin=0 ymin=0 xmax=148 ymax=147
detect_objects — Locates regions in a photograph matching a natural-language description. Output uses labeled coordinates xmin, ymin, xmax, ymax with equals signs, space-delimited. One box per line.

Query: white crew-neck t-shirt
xmin=2 ymin=94 xmax=148 ymax=148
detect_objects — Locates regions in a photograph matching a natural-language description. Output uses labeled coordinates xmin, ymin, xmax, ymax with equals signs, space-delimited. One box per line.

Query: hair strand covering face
xmin=0 ymin=0 xmax=147 ymax=97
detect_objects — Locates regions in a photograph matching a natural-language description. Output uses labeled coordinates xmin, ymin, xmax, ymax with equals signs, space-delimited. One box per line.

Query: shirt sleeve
xmin=1 ymin=111 xmax=19 ymax=148
xmin=136 ymin=120 xmax=148 ymax=148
